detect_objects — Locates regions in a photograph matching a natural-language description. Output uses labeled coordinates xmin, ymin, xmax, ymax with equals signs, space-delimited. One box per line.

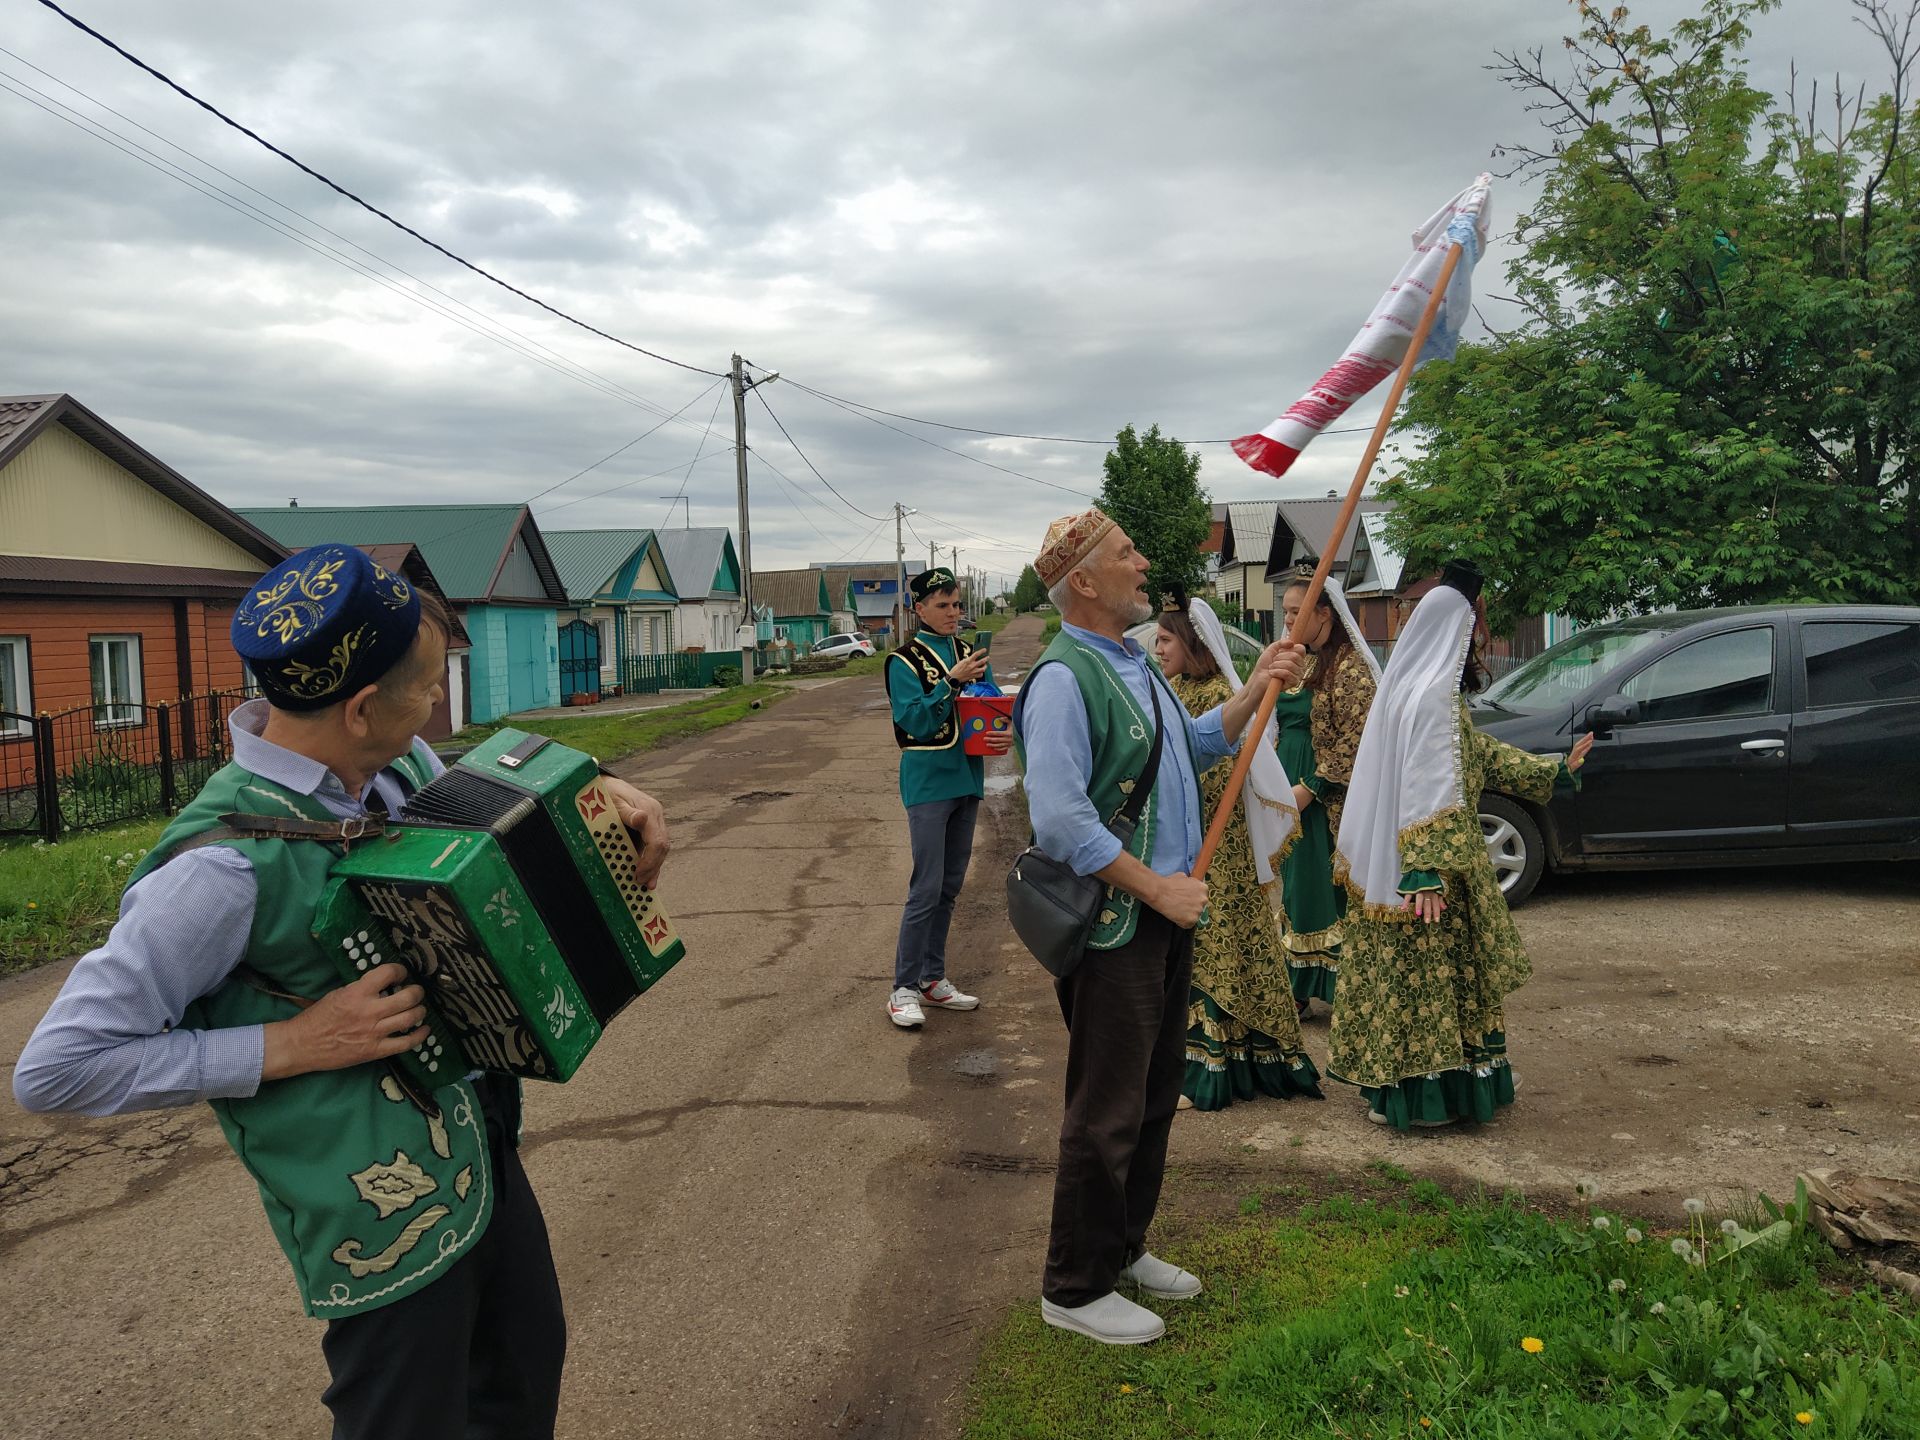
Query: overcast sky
xmin=0 ymin=0 xmax=1896 ymax=589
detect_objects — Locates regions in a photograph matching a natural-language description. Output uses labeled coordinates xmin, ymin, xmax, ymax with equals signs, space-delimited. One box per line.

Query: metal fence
xmin=0 ymin=689 xmax=249 ymax=842
xmin=620 ymin=651 xmax=740 ymax=695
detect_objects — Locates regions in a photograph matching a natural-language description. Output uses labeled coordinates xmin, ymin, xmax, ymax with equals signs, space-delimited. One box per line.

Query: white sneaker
xmin=919 ymin=978 xmax=980 ymax=1011
xmin=887 ymin=987 xmax=925 ymax=1029
xmin=1119 ymin=1251 xmax=1203 ymax=1299
xmin=1040 ymin=1291 xmax=1165 ymax=1345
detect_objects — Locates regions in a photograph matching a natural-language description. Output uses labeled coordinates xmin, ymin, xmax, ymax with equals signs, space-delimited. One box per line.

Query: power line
xmin=0 ymin=44 xmax=716 ymax=432
xmin=752 ymin=388 xmax=890 ymax=521
xmin=525 ymin=380 xmax=727 ymax=507
xmin=659 ymin=385 xmax=733 ymax=527
xmin=32 ymin=0 xmax=725 ymax=378
xmin=0 ymin=67 xmax=726 ymax=432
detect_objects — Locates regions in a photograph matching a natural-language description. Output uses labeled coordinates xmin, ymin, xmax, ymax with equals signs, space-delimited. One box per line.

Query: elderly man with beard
xmin=1012 ymin=509 xmax=1304 ymax=1344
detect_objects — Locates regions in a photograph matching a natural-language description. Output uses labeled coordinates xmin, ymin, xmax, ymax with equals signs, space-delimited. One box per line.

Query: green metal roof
xmin=542 ymin=528 xmax=671 ymax=603
xmin=236 ymin=504 xmax=565 ymax=603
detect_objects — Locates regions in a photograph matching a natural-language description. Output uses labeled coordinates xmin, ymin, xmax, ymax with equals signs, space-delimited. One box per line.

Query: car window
xmin=1481 ymin=627 xmax=1671 ymax=712
xmin=1803 ymin=621 xmax=1920 ymax=708
xmin=1620 ymin=627 xmax=1774 ymax=723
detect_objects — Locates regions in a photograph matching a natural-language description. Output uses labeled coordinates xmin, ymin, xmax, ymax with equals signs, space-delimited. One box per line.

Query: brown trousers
xmin=1043 ymin=905 xmax=1195 ymax=1307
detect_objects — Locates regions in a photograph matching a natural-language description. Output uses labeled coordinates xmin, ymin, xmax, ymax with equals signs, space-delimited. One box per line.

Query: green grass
xmin=974 ymin=611 xmax=1019 ymax=635
xmin=963 ymin=1185 xmax=1920 ymax=1439
xmin=446 ymin=682 xmax=791 ymax=763
xmin=1043 ymin=615 xmax=1062 ymax=640
xmin=0 ymin=817 xmax=169 ymax=972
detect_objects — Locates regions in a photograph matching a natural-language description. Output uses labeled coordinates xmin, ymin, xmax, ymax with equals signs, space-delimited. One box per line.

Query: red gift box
xmin=956 ymin=695 xmax=1015 ymax=755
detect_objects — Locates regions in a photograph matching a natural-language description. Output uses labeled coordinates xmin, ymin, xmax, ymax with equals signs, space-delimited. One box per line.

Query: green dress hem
xmin=1182 ymin=989 xmax=1324 ymax=1111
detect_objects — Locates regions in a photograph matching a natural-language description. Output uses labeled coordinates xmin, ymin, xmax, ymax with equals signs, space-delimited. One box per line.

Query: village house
xmin=543 ymin=528 xmax=680 ymax=695
xmin=654 ymin=528 xmax=745 ymax=655
xmin=751 ymin=567 xmax=854 ymax=653
xmin=240 ymin=503 xmax=568 ymax=725
xmin=0 ymin=394 xmax=287 ymax=810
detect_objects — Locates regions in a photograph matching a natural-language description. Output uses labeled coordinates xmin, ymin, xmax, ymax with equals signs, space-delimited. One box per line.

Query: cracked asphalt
xmin=4 ymin=611 xmax=1917 ymax=1439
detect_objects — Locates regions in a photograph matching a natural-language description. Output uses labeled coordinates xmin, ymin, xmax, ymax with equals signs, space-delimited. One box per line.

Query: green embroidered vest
xmin=126 ymin=753 xmax=496 ymax=1319
xmin=1014 ymin=632 xmax=1204 ymax=950
xmin=887 ymin=632 xmax=973 ymax=751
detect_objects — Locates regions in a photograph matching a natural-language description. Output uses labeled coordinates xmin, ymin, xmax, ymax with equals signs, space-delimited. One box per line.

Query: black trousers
xmin=321 ymin=1076 xmax=566 ymax=1440
xmin=1043 ymin=906 xmax=1195 ymax=1307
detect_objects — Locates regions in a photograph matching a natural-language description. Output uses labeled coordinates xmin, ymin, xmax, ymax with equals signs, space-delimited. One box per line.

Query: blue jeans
xmin=894 ymin=795 xmax=981 ymax=990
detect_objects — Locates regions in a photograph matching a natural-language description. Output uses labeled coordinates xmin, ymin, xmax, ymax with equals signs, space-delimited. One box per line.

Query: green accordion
xmin=312 ymin=729 xmax=684 ymax=1093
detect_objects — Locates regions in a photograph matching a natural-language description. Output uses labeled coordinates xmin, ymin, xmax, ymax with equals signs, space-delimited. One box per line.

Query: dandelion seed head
xmin=1592 ymin=1215 xmax=1612 ymax=1230
xmin=1625 ymin=1228 xmax=1643 ymax=1244
xmin=1720 ymin=1218 xmax=1739 ymax=1235
xmin=1683 ymin=1198 xmax=1706 ymax=1215
xmin=1608 ymin=1278 xmax=1627 ymax=1293
xmin=1394 ymin=1285 xmax=1410 ymax=1299
xmin=1650 ymin=1302 xmax=1667 ymax=1315
xmin=1671 ymin=1238 xmax=1693 ymax=1257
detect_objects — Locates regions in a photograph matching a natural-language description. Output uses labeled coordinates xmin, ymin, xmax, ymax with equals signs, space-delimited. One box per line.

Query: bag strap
xmin=163 ymin=811 xmax=388 ymax=860
xmin=1114 ymin=672 xmax=1167 ymax=829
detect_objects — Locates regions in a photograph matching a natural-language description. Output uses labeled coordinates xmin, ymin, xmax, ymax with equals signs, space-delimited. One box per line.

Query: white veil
xmin=1322 ymin=575 xmax=1382 ymax=681
xmin=1187 ymin=599 xmax=1297 ymax=884
xmin=1333 ymin=586 xmax=1474 ymax=908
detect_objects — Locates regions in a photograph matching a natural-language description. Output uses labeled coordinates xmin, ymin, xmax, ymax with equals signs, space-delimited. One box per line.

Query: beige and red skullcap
xmin=1035 ymin=507 xmax=1116 ymax=590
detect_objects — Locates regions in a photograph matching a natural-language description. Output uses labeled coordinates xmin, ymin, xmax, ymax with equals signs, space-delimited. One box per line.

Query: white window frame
xmin=0 ymin=636 xmax=30 ymax=736
xmin=90 ymin=633 xmax=145 ymax=729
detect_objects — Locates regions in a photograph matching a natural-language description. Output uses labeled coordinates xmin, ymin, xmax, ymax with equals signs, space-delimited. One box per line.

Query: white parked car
xmin=811 ymin=632 xmax=876 ymax=659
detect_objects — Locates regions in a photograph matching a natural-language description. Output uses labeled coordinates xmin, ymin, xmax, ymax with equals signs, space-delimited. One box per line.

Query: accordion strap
xmin=164 ymin=812 xmax=388 ymax=859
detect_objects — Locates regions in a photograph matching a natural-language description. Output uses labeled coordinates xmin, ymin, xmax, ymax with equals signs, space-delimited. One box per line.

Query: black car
xmin=1468 ymin=604 xmax=1920 ymax=905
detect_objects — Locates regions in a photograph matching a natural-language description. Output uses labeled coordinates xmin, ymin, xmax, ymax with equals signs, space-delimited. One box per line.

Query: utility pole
xmin=729 ymin=354 xmax=779 ymax=679
xmin=893 ymin=501 xmax=916 ymax=646
xmin=929 ymin=539 xmax=937 ymax=571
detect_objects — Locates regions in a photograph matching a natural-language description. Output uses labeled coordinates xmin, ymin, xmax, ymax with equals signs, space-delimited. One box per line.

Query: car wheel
xmin=1479 ymin=794 xmax=1545 ymax=907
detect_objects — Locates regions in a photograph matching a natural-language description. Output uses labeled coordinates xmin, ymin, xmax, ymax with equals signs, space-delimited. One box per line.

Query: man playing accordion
xmin=14 ymin=544 xmax=671 ymax=1440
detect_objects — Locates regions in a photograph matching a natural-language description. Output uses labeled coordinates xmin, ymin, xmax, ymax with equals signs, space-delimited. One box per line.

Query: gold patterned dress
xmin=1278 ymin=644 xmax=1376 ymax=1005
xmin=1327 ymin=703 xmax=1567 ymax=1131
xmin=1171 ymin=673 xmax=1323 ymax=1111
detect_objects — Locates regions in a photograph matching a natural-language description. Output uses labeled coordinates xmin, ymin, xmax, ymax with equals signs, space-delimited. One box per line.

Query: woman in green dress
xmin=1154 ymin=596 xmax=1323 ymax=1111
xmin=1328 ymin=565 xmax=1591 ymax=1132
xmin=1275 ymin=569 xmax=1379 ymax=1014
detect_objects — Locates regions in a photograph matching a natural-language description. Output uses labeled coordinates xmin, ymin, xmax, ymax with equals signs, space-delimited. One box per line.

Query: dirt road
xmin=3 ymin=612 xmax=1916 ymax=1439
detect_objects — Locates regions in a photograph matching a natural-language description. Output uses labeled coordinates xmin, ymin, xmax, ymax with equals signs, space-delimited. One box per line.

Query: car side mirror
xmin=1584 ymin=694 xmax=1642 ymax=736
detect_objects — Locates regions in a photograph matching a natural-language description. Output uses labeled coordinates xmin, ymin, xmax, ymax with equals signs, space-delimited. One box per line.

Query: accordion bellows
xmin=313 ymin=729 xmax=685 ymax=1091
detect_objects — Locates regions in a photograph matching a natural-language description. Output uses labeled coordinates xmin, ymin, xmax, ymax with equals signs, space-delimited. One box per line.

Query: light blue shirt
xmin=12 ymin=701 xmax=443 ymax=1118
xmin=1015 ymin=622 xmax=1235 ymax=878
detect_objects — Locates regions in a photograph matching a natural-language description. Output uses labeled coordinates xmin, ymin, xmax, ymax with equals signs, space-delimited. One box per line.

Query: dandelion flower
xmin=1119 ymin=1384 xmax=1134 ymax=1395
xmin=1796 ymin=1412 xmax=1813 ymax=1425
xmin=1593 ymin=1215 xmax=1612 ymax=1230
xmin=1671 ymin=1238 xmax=1693 ymax=1257
xmin=1608 ymin=1278 xmax=1627 ymax=1293
xmin=1684 ymin=1198 xmax=1705 ymax=1216
xmin=1650 ymin=1302 xmax=1667 ymax=1316
xmin=1520 ymin=1336 xmax=1545 ymax=1355
xmin=1394 ymin=1285 xmax=1410 ymax=1299
xmin=1625 ymin=1228 xmax=1643 ymax=1244
xmin=1421 ymin=1420 xmax=1433 ymax=1430
xmin=1720 ymin=1218 xmax=1739 ymax=1235
xmin=26 ymin=901 xmax=36 ymax=909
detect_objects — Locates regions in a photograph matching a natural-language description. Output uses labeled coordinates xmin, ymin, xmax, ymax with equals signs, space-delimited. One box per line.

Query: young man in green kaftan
xmin=14 ymin=544 xmax=672 ymax=1439
xmin=884 ymin=567 xmax=1009 ymax=1029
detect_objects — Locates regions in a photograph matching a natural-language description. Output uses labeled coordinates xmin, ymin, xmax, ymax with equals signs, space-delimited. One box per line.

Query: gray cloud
xmin=0 ymin=0 xmax=1898 ymax=584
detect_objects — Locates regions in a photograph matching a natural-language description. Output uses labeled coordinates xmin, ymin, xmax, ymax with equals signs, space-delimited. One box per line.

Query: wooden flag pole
xmin=1192 ymin=239 xmax=1466 ymax=881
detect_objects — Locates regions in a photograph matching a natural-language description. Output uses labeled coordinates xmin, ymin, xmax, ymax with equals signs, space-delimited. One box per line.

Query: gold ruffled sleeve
xmin=1311 ymin=644 xmax=1376 ymax=787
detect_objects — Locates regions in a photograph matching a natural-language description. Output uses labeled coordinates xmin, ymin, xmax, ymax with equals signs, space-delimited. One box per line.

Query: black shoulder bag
xmin=1005 ymin=674 xmax=1166 ymax=979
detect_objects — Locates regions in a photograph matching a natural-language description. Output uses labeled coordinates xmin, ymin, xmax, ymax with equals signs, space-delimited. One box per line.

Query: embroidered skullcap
xmin=910 ymin=567 xmax=957 ymax=603
xmin=1034 ymin=507 xmax=1116 ymax=590
xmin=233 ymin=544 xmax=421 ymax=711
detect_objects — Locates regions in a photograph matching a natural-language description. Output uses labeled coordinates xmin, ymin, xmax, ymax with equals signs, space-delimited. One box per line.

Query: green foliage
xmin=1012 ymin=564 xmax=1048 ymax=612
xmin=0 ymin=818 xmax=168 ymax=972
xmin=711 ymin=665 xmax=742 ymax=688
xmin=963 ymin=1185 xmax=1920 ymax=1439
xmin=1385 ymin=0 xmax=1920 ymax=630
xmin=1097 ymin=424 xmax=1213 ymax=605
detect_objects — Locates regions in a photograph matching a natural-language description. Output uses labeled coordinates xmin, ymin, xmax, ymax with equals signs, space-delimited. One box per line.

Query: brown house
xmin=0 ymin=394 xmax=287 ymax=743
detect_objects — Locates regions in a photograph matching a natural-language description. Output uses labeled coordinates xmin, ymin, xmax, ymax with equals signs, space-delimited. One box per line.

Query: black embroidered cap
xmin=910 ymin=567 xmax=958 ymax=603
xmin=232 ymin=544 xmax=421 ymax=710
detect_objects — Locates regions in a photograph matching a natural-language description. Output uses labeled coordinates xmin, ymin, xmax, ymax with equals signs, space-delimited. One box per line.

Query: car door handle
xmin=1739 ymin=739 xmax=1786 ymax=752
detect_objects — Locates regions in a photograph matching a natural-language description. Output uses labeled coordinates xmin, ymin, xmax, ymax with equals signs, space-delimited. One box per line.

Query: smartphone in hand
xmin=972 ymin=630 xmax=992 ymax=652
